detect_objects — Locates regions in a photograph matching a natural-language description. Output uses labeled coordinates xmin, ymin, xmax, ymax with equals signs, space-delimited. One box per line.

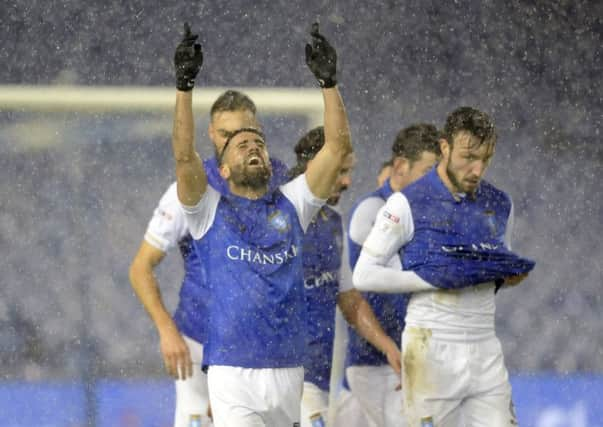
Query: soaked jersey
xmin=182 ymin=174 xmax=324 ymax=368
xmin=143 ymin=158 xmax=290 ymax=344
xmin=366 ymin=168 xmax=535 ymax=338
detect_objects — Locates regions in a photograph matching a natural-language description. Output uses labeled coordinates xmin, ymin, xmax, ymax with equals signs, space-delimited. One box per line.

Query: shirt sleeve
xmin=179 ymin=185 xmax=221 ymax=240
xmin=280 ymin=174 xmax=326 ymax=232
xmin=361 ymin=192 xmax=414 ymax=259
xmin=352 ymin=192 xmax=435 ymax=293
xmin=348 ymin=196 xmax=385 ymax=268
xmin=144 ymin=182 xmax=188 ymax=252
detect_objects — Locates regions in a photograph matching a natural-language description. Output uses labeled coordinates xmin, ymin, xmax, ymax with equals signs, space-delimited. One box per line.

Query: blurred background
xmin=1 ymin=0 xmax=601 ymax=425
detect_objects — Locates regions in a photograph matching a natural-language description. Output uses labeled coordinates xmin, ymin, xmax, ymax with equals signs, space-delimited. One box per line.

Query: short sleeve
xmin=280 ymin=174 xmax=326 ymax=232
xmin=179 ymin=185 xmax=222 ymax=240
xmin=144 ymin=182 xmax=188 ymax=252
xmin=362 ymin=192 xmax=414 ymax=260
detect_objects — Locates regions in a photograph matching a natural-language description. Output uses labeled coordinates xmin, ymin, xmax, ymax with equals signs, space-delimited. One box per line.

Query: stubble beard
xmin=445 ymin=158 xmax=476 ymax=197
xmin=231 ymin=163 xmax=272 ymax=191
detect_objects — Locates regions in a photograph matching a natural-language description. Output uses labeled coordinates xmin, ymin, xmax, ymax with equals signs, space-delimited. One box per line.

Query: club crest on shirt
xmin=268 ymin=210 xmax=290 ymax=232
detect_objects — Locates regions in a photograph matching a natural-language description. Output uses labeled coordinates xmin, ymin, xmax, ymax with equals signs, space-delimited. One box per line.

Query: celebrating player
xmin=170 ymin=22 xmax=352 ymax=426
xmin=287 ymin=127 xmax=401 ymax=427
xmin=129 ymin=90 xmax=289 ymax=426
xmin=353 ymin=107 xmax=535 ymax=426
xmin=345 ymin=124 xmax=440 ymax=427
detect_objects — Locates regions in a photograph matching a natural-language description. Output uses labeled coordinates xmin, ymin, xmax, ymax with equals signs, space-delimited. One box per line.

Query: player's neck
xmin=228 ymin=182 xmax=268 ymax=200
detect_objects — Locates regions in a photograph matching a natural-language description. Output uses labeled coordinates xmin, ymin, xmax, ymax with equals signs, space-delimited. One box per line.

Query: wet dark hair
xmin=219 ymin=127 xmax=265 ymax=164
xmin=443 ymin=107 xmax=497 ymax=147
xmin=210 ymin=90 xmax=257 ymax=118
xmin=288 ymin=126 xmax=325 ymax=178
xmin=392 ymin=123 xmax=441 ymax=162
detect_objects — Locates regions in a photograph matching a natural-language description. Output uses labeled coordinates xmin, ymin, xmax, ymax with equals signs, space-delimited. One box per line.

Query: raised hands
xmin=305 ymin=22 xmax=337 ymax=88
xmin=174 ymin=23 xmax=203 ymax=91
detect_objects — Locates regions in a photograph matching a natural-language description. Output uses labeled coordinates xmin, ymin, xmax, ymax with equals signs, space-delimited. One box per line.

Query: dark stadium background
xmin=0 ymin=1 xmax=601 ymax=425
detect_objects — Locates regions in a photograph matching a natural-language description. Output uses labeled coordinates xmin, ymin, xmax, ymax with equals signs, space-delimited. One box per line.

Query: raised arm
xmin=172 ymin=23 xmax=207 ymax=206
xmin=304 ymin=23 xmax=352 ymax=199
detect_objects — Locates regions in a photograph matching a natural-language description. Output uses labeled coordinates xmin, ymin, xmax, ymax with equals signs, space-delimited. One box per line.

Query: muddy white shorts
xmin=346 ymin=364 xmax=404 ymax=427
xmin=401 ymin=327 xmax=518 ymax=427
xmin=208 ymin=365 xmax=304 ymax=427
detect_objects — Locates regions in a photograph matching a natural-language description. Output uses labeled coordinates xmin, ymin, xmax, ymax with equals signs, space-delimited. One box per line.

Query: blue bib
xmin=194 ymin=189 xmax=307 ymax=368
xmin=401 ymin=169 xmax=535 ymax=289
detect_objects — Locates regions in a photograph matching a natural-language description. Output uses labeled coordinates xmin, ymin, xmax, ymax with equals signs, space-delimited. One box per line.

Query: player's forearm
xmin=172 ymin=90 xmax=206 ymax=206
xmin=129 ymin=263 xmax=178 ymax=335
xmin=339 ymin=292 xmax=398 ymax=356
xmin=353 ymin=251 xmax=435 ymax=293
xmin=322 ymin=87 xmax=352 ymax=158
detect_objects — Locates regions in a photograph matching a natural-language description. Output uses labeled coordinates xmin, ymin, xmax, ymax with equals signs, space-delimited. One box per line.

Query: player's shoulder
xmin=350 ymin=188 xmax=387 ymax=218
xmin=382 ymin=191 xmax=411 ymax=216
xmin=401 ymin=168 xmax=437 ymax=197
xmin=479 ymin=179 xmax=512 ymax=207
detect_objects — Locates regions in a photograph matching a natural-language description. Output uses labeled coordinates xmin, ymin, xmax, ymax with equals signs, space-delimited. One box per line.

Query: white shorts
xmin=174 ymin=336 xmax=211 ymax=427
xmin=346 ymin=365 xmax=404 ymax=427
xmin=301 ymin=381 xmax=328 ymax=427
xmin=332 ymin=387 xmax=370 ymax=427
xmin=208 ymin=365 xmax=304 ymax=427
xmin=402 ymin=327 xmax=518 ymax=427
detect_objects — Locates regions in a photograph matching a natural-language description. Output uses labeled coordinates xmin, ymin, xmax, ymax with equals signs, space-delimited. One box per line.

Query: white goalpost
xmin=0 ymin=84 xmax=348 ymax=425
xmin=0 ymin=85 xmax=324 ymax=123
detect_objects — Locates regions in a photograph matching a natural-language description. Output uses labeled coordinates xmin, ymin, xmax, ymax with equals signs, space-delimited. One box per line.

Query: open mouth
xmin=248 ymin=156 xmax=262 ymax=166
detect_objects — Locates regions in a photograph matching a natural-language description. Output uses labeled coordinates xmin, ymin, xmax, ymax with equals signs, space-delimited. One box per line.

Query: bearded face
xmin=442 ymin=131 xmax=495 ymax=196
xmin=221 ymin=130 xmax=272 ymax=192
xmin=229 ymin=157 xmax=272 ymax=190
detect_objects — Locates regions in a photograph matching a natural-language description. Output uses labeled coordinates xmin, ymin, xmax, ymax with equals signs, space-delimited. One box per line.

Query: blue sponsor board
xmin=0 ymin=375 xmax=602 ymax=426
xmin=95 ymin=379 xmax=173 ymax=427
xmin=511 ymin=374 xmax=603 ymax=427
xmin=0 ymin=382 xmax=85 ymax=427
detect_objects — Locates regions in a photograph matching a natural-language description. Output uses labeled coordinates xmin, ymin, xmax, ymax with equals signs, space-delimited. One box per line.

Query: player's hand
xmin=174 ymin=22 xmax=203 ymax=91
xmin=385 ymin=344 xmax=402 ymax=376
xmin=159 ymin=326 xmax=193 ymax=380
xmin=305 ymin=22 xmax=337 ymax=88
xmin=504 ymin=273 xmax=529 ymax=287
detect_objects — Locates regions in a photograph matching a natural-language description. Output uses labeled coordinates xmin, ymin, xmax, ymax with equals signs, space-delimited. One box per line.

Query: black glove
xmin=305 ymin=22 xmax=337 ymax=88
xmin=174 ymin=23 xmax=203 ymax=91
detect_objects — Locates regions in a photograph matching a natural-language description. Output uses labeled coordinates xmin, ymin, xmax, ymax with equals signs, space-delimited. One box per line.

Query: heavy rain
xmin=0 ymin=1 xmax=601 ymax=426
